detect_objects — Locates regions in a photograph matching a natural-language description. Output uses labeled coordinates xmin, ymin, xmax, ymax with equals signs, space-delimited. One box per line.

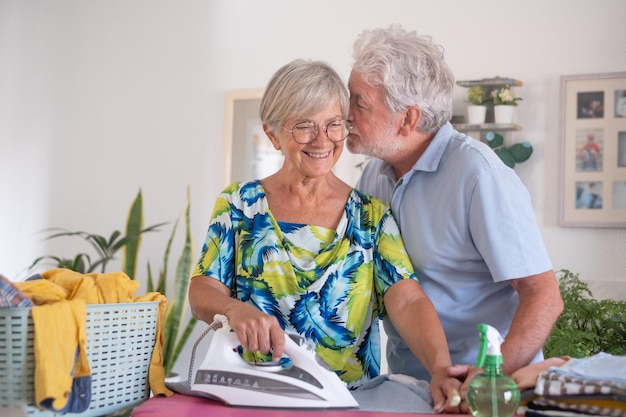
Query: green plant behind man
xmin=544 ymin=269 xmax=626 ymax=358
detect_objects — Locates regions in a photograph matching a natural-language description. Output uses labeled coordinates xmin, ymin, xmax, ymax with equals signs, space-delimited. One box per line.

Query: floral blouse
xmin=192 ymin=180 xmax=417 ymax=387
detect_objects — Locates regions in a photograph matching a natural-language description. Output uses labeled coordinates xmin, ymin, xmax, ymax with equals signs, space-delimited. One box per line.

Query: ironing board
xmin=130 ymin=393 xmax=469 ymax=417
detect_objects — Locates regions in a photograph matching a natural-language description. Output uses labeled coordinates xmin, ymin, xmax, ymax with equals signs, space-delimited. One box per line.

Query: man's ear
xmin=264 ymin=123 xmax=281 ymax=150
xmin=399 ymin=106 xmax=421 ymax=136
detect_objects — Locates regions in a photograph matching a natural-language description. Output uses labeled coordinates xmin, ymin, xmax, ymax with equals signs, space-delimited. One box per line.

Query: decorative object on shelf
xmin=467 ymin=105 xmax=487 ymax=124
xmin=494 ymin=105 xmax=515 ymax=124
xmin=491 ymin=85 xmax=522 ymax=124
xmin=466 ymin=86 xmax=489 ymax=124
xmin=467 ymin=85 xmax=489 ymax=105
xmin=455 ymin=78 xmax=531 ymax=169
xmin=485 ymin=131 xmax=533 ymax=168
xmin=455 ymin=77 xmax=523 ymax=129
xmin=491 ymin=85 xmax=522 ymax=106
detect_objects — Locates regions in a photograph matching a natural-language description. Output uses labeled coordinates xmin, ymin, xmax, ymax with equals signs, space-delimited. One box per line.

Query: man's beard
xmin=346 ymin=127 xmax=402 ymax=161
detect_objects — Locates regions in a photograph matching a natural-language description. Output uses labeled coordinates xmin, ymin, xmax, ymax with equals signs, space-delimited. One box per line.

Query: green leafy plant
xmin=491 ymin=85 xmax=522 ymax=106
xmin=467 ymin=86 xmax=489 ymax=105
xmin=29 ymin=188 xmax=198 ymax=375
xmin=30 ymin=190 xmax=166 ymax=277
xmin=544 ymin=269 xmax=626 ymax=358
xmin=146 ymin=187 xmax=197 ymax=376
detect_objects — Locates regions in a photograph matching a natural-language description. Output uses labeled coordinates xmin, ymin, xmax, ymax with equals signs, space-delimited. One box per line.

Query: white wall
xmin=1 ymin=0 xmax=625 ymax=375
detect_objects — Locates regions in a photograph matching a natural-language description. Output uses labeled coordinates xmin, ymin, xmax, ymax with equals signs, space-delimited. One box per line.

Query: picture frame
xmin=223 ymin=89 xmax=284 ymax=187
xmin=558 ymin=72 xmax=626 ymax=227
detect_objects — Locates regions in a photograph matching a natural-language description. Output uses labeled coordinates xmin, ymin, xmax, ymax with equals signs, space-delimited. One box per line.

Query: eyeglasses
xmin=283 ymin=120 xmax=352 ymax=144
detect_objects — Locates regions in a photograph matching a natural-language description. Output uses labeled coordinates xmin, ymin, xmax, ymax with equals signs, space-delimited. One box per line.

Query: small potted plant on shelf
xmin=491 ymin=85 xmax=522 ymax=124
xmin=466 ymin=86 xmax=489 ymax=124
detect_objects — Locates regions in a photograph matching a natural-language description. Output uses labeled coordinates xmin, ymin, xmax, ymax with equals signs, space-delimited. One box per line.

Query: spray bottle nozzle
xmin=468 ymin=324 xmax=520 ymax=417
xmin=474 ymin=323 xmax=504 ymax=369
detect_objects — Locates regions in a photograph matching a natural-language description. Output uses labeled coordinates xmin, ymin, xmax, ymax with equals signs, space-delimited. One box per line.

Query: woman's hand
xmin=226 ymin=303 xmax=286 ymax=362
xmin=189 ymin=276 xmax=285 ymax=361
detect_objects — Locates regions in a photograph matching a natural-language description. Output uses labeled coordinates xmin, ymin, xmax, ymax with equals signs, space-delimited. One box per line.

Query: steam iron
xmin=190 ymin=315 xmax=358 ymax=409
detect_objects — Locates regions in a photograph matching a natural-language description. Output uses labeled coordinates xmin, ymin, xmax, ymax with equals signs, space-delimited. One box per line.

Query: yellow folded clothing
xmin=16 ymin=268 xmax=173 ymax=411
xmin=42 ymin=268 xmax=140 ymax=303
xmin=135 ymin=291 xmax=171 ymax=396
xmin=31 ymin=299 xmax=91 ymax=413
xmin=17 ymin=268 xmax=140 ymax=305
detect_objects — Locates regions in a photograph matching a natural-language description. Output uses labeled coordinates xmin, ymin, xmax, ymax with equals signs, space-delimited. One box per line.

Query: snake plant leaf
xmin=170 ymin=315 xmax=197 ymax=377
xmin=123 ymin=190 xmax=144 ymax=279
xmin=146 ymin=262 xmax=155 ymax=293
xmin=163 ymin=187 xmax=195 ymax=376
xmin=147 ymin=218 xmax=179 ymax=295
xmin=122 ymin=190 xmax=168 ymax=280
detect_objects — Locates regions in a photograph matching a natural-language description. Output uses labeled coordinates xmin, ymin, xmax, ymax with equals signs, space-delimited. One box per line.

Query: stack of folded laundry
xmin=525 ymin=352 xmax=626 ymax=417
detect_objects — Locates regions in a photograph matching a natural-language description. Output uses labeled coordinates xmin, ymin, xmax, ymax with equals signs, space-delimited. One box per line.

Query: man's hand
xmin=446 ymin=364 xmax=484 ymax=413
xmin=430 ymin=368 xmax=463 ymax=413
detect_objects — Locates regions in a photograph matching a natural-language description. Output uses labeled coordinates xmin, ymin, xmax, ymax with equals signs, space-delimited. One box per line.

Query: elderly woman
xmin=188 ymin=59 xmax=460 ymax=412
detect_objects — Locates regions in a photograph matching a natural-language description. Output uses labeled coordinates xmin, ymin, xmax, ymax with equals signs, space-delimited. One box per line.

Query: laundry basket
xmin=0 ymin=301 xmax=159 ymax=416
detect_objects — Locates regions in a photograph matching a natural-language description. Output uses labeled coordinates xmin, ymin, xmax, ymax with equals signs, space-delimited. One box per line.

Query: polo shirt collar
xmin=374 ymin=122 xmax=454 ymax=181
xmin=412 ymin=121 xmax=453 ymax=173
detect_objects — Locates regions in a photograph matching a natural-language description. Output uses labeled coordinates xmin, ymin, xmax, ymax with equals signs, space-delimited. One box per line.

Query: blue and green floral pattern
xmin=193 ymin=180 xmax=417 ymax=387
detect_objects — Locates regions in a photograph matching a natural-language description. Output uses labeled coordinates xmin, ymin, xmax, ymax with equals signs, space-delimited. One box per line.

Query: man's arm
xmin=450 ymin=270 xmax=563 ymax=413
xmin=503 ymin=269 xmax=563 ymax=375
xmin=384 ymin=279 xmax=461 ymax=413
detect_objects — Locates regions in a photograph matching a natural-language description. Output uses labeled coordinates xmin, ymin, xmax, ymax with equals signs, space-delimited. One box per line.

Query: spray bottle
xmin=466 ymin=324 xmax=520 ymax=417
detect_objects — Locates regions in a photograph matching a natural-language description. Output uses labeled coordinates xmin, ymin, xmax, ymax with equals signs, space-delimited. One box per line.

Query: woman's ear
xmin=263 ymin=123 xmax=281 ymax=151
xmin=399 ymin=106 xmax=421 ymax=136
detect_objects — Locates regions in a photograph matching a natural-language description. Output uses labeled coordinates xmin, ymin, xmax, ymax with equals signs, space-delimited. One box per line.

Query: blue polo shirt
xmin=357 ymin=122 xmax=552 ymax=380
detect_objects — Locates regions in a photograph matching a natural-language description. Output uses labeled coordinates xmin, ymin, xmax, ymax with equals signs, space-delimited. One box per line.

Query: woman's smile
xmin=303 ymin=150 xmax=331 ymax=159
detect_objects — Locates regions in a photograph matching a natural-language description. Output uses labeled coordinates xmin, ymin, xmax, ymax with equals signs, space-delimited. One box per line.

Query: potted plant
xmin=466 ymin=86 xmax=489 ymax=124
xmin=28 ymin=189 xmax=198 ymax=376
xmin=544 ymin=269 xmax=626 ymax=358
xmin=29 ymin=190 xmax=166 ymax=276
xmin=491 ymin=85 xmax=522 ymax=124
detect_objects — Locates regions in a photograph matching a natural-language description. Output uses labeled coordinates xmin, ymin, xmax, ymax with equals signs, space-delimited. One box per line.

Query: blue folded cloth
xmin=351 ymin=374 xmax=434 ymax=413
xmin=548 ymin=352 xmax=626 ymax=385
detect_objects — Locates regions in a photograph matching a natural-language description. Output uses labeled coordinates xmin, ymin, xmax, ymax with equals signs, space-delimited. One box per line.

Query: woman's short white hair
xmin=352 ymin=24 xmax=455 ymax=134
xmin=260 ymin=59 xmax=349 ymax=133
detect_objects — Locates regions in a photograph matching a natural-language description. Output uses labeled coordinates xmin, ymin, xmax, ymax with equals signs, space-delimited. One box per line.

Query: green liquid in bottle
xmin=467 ymin=370 xmax=520 ymax=417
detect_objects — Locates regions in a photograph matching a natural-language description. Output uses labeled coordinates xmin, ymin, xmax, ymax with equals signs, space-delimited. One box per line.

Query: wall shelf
xmin=456 ymin=77 xmax=531 ymax=168
xmin=453 ymin=123 xmax=521 ymax=133
xmin=457 ymin=77 xmax=523 ymax=89
xmin=456 ymin=77 xmax=523 ymax=130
